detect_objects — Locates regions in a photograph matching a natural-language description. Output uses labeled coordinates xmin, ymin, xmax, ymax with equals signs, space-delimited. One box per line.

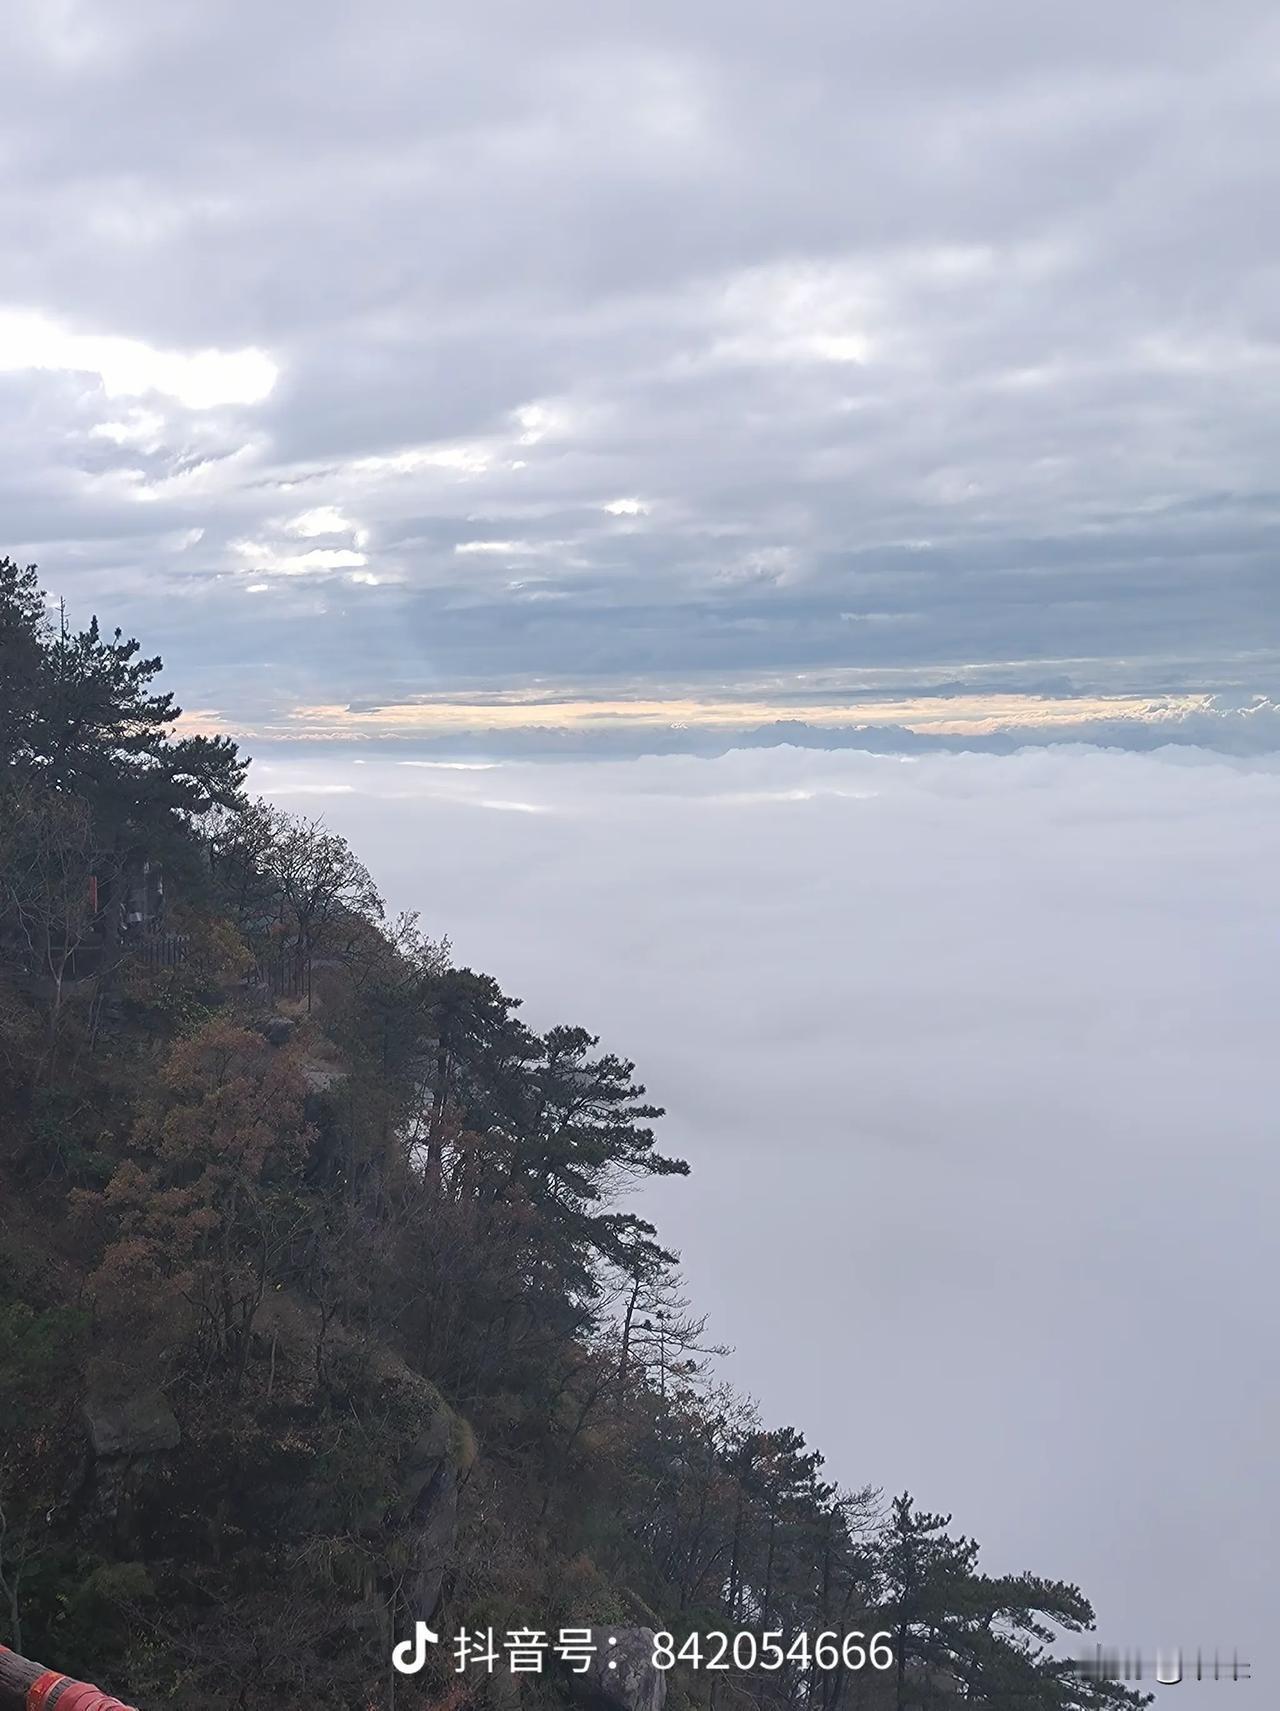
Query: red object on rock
xmin=52 ymin=1688 xmax=138 ymax=1711
xmin=0 ymin=1644 xmax=139 ymax=1710
xmin=24 ymin=1673 xmax=66 ymax=1711
xmin=25 ymin=1674 xmax=138 ymax=1711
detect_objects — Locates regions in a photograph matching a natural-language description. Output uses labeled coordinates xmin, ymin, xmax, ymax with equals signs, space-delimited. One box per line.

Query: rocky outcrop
xmin=572 ymin=1628 xmax=667 ymax=1711
xmin=300 ymin=1059 xmax=346 ymax=1092
xmin=406 ymin=1458 xmax=458 ymax=1623
xmin=398 ymin=1401 xmax=460 ymax=1622
xmin=355 ymin=1368 xmax=464 ymax=1626
xmin=82 ymin=1384 xmax=181 ymax=1553
xmin=84 ymin=1386 xmax=180 ymax=1457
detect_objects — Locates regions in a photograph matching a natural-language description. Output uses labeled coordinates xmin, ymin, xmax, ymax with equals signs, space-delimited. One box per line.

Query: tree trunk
xmin=619 ymin=1273 xmax=641 ymax=1389
xmin=426 ymin=1042 xmax=450 ymax=1194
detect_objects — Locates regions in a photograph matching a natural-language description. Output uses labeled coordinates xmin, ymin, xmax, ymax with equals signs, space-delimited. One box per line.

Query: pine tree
xmin=0 ymin=558 xmax=46 ymax=772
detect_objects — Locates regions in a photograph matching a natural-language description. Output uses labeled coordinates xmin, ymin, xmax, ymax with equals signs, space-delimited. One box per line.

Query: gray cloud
xmin=2 ymin=0 xmax=1279 ymax=730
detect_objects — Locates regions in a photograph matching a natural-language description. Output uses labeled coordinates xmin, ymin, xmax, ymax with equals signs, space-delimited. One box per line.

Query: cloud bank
xmin=255 ymin=742 xmax=1280 ymax=1697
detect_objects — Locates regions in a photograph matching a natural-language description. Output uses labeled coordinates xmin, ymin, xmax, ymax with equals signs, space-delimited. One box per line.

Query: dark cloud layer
xmin=3 ymin=0 xmax=1279 ymax=738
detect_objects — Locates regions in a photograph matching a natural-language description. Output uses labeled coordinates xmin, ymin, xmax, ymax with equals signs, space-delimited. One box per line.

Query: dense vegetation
xmin=0 ymin=557 xmax=1142 ymax=1710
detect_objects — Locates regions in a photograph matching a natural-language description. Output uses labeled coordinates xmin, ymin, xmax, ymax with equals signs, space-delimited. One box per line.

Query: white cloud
xmin=353 ymin=441 xmax=492 ymax=477
xmin=0 ymin=307 xmax=277 ymax=407
xmin=88 ymin=408 xmax=165 ymax=448
xmin=231 ymin=538 xmax=367 ymax=576
xmin=704 ymin=261 xmax=879 ymax=371
xmin=284 ymin=505 xmax=366 ymax=542
xmin=255 ymin=740 xmax=1280 ymax=1677
xmin=806 ymin=332 xmax=871 ymax=363
xmin=512 ymin=401 xmax=569 ymax=444
xmin=455 ymin=538 xmax=546 ymax=556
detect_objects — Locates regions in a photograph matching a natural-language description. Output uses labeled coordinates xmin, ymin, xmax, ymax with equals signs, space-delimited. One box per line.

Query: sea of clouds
xmin=259 ymin=741 xmax=1280 ymax=1694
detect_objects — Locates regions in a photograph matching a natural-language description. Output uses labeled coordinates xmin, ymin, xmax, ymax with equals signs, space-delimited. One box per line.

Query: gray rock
xmin=85 ymin=1387 xmax=180 ymax=1458
xmin=300 ymin=1061 xmax=346 ymax=1091
xmin=573 ymin=1628 xmax=667 ymax=1711
xmin=406 ymin=1459 xmax=458 ymax=1623
xmin=398 ymin=1410 xmax=453 ymax=1510
xmin=360 ymin=1386 xmax=460 ymax=1623
xmin=260 ymin=1015 xmax=296 ymax=1046
xmin=357 ymin=1396 xmax=453 ymax=1532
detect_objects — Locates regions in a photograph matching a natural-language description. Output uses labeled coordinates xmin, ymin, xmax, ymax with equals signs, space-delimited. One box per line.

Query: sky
xmin=3 ymin=0 xmax=1278 ymax=1696
xmin=3 ymin=0 xmax=1280 ymax=754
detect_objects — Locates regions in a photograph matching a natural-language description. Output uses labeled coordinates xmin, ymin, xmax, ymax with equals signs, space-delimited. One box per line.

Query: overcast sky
xmin=4 ymin=2 xmax=1279 ymax=1696
xmin=4 ymin=0 xmax=1280 ymax=751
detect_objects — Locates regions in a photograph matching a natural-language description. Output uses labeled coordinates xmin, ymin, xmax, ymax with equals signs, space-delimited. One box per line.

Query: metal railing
xmin=247 ymin=946 xmax=310 ymax=1001
xmin=0 ymin=1644 xmax=137 ymax=1710
xmin=129 ymin=932 xmax=189 ymax=972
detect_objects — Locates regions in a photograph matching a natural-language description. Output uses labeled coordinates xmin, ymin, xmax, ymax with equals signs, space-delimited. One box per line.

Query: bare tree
xmin=615 ymin=1241 xmax=728 ymax=1399
xmin=0 ymin=1482 xmax=32 ymax=1654
xmin=267 ymin=813 xmax=383 ymax=959
xmin=207 ymin=802 xmax=385 ymax=1006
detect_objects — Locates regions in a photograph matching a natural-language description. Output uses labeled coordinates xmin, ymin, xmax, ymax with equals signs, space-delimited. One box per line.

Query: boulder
xmin=358 ymin=1378 xmax=460 ymax=1624
xmin=260 ymin=1015 xmax=297 ymax=1046
xmin=400 ymin=1398 xmax=458 ymax=1621
xmin=573 ymin=1628 xmax=667 ymax=1711
xmin=398 ymin=1408 xmax=454 ymax=1509
xmin=85 ymin=1387 xmax=180 ymax=1458
xmin=406 ymin=1459 xmax=458 ymax=1623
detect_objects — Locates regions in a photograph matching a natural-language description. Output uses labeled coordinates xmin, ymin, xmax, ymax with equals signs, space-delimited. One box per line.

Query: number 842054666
xmin=650 ymin=1631 xmax=895 ymax=1672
